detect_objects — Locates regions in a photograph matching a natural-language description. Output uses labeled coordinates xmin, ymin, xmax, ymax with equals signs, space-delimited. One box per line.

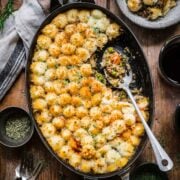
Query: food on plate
xmin=126 ymin=0 xmax=177 ymax=20
xmin=30 ymin=9 xmax=149 ymax=174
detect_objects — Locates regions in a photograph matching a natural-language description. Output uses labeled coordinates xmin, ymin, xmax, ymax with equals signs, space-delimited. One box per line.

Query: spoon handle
xmin=124 ymin=87 xmax=173 ymax=172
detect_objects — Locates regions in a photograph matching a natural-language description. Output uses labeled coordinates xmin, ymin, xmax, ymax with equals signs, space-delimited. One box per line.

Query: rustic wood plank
xmin=95 ymin=0 xmax=107 ymax=8
xmin=0 ymin=0 xmax=180 ymax=180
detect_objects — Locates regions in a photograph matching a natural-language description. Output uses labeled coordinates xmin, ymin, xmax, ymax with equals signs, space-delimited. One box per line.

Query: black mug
xmin=158 ymin=35 xmax=180 ymax=87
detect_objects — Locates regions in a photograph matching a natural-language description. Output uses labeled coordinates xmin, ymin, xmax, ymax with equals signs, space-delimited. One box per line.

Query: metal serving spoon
xmin=102 ymin=48 xmax=173 ymax=172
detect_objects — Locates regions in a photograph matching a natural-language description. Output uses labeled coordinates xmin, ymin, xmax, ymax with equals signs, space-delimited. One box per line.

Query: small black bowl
xmin=0 ymin=107 xmax=34 ymax=148
xmin=130 ymin=162 xmax=168 ymax=180
xmin=158 ymin=35 xmax=180 ymax=87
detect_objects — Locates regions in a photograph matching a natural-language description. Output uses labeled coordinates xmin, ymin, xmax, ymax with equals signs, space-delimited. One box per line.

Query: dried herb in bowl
xmin=5 ymin=115 xmax=30 ymax=141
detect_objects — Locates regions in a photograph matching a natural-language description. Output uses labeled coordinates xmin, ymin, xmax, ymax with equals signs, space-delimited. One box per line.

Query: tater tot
xmin=45 ymin=92 xmax=57 ymax=105
xmin=61 ymin=43 xmax=76 ymax=55
xmin=80 ymin=160 xmax=93 ymax=173
xmin=48 ymin=43 xmax=61 ymax=57
xmin=69 ymin=153 xmax=81 ymax=167
xmin=46 ymin=57 xmax=57 ymax=68
xmin=56 ymin=66 xmax=68 ymax=79
xmin=48 ymin=135 xmax=65 ymax=151
xmin=71 ymin=96 xmax=82 ymax=106
xmin=91 ymin=80 xmax=104 ymax=93
xmin=83 ymin=38 xmax=97 ymax=53
xmin=65 ymin=24 xmax=76 ymax=36
xmin=52 ymin=116 xmax=65 ymax=129
xmin=80 ymin=64 xmax=92 ymax=76
xmin=67 ymin=82 xmax=79 ymax=95
xmin=132 ymin=123 xmax=144 ymax=136
xmin=37 ymin=35 xmax=52 ymax=49
xmin=66 ymin=117 xmax=79 ymax=131
xmin=63 ymin=105 xmax=75 ymax=117
xmin=106 ymin=23 xmax=121 ymax=40
xmin=90 ymin=107 xmax=102 ymax=120
xmin=61 ymin=128 xmax=72 ymax=140
xmin=76 ymin=48 xmax=90 ymax=62
xmin=70 ymin=33 xmax=84 ymax=47
xmin=44 ymin=81 xmax=55 ymax=92
xmin=32 ymin=98 xmax=47 ymax=111
xmin=54 ymin=81 xmax=67 ymax=95
xmin=30 ymin=62 xmax=47 ymax=75
xmin=80 ymin=116 xmax=91 ymax=128
xmin=91 ymin=9 xmax=106 ymax=19
xmin=68 ymin=67 xmax=81 ymax=82
xmin=79 ymin=86 xmax=91 ymax=98
xmin=57 ymin=93 xmax=71 ymax=106
xmin=44 ymin=68 xmax=56 ymax=81
xmin=112 ymin=120 xmax=126 ymax=134
xmin=95 ymin=17 xmax=110 ymax=32
xmin=123 ymin=113 xmax=136 ymax=126
xmin=77 ymin=22 xmax=89 ymax=32
xmin=52 ymin=13 xmax=68 ymax=28
xmin=35 ymin=110 xmax=52 ymax=124
xmin=55 ymin=32 xmax=68 ymax=46
xmin=76 ymin=106 xmax=88 ymax=118
xmin=58 ymin=145 xmax=72 ymax=160
xmin=97 ymin=33 xmax=108 ymax=48
xmin=30 ymin=75 xmax=45 ymax=86
xmin=49 ymin=104 xmax=62 ymax=116
xmin=33 ymin=50 xmax=49 ymax=62
xmin=78 ymin=10 xmax=90 ymax=22
xmin=68 ymin=55 xmax=81 ymax=65
xmin=91 ymin=93 xmax=102 ymax=106
xmin=66 ymin=9 xmax=79 ymax=23
xmin=58 ymin=55 xmax=71 ymax=66
xmin=30 ymin=85 xmax=45 ymax=99
xmin=40 ymin=123 xmax=56 ymax=138
xmin=42 ymin=24 xmax=58 ymax=39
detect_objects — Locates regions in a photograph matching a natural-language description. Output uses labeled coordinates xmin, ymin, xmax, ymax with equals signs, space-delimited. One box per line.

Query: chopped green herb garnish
xmin=93 ymin=27 xmax=100 ymax=33
xmin=119 ymin=90 xmax=127 ymax=99
xmin=95 ymin=72 xmax=106 ymax=84
xmin=108 ymin=47 xmax=114 ymax=53
xmin=64 ymin=79 xmax=69 ymax=85
xmin=112 ymin=70 xmax=118 ymax=76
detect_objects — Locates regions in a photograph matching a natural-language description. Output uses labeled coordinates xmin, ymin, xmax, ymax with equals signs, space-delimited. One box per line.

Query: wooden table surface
xmin=0 ymin=0 xmax=180 ymax=179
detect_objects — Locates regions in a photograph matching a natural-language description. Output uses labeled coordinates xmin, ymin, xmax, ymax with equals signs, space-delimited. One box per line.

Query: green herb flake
xmin=108 ymin=47 xmax=115 ymax=53
xmin=64 ymin=79 xmax=69 ymax=85
xmin=93 ymin=27 xmax=100 ymax=33
xmin=95 ymin=72 xmax=106 ymax=84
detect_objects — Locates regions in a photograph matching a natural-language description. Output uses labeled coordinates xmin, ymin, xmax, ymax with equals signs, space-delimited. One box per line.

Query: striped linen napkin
xmin=0 ymin=0 xmax=51 ymax=101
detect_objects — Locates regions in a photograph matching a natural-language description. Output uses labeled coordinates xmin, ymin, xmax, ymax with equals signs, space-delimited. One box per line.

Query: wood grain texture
xmin=0 ymin=0 xmax=180 ymax=180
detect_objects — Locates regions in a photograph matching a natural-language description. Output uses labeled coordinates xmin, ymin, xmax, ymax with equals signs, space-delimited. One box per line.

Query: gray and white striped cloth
xmin=0 ymin=0 xmax=51 ymax=101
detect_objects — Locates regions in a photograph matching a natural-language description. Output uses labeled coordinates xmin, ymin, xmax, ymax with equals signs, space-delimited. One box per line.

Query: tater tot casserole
xmin=30 ymin=9 xmax=149 ymax=174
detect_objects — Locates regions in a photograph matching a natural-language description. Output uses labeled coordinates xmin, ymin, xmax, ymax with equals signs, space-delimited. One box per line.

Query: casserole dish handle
xmin=50 ymin=0 xmax=95 ymax=11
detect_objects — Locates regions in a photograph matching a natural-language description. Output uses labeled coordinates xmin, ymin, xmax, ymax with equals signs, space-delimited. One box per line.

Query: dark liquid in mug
xmin=161 ymin=43 xmax=180 ymax=84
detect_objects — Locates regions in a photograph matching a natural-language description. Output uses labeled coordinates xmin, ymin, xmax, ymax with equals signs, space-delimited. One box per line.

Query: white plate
xmin=116 ymin=0 xmax=180 ymax=29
